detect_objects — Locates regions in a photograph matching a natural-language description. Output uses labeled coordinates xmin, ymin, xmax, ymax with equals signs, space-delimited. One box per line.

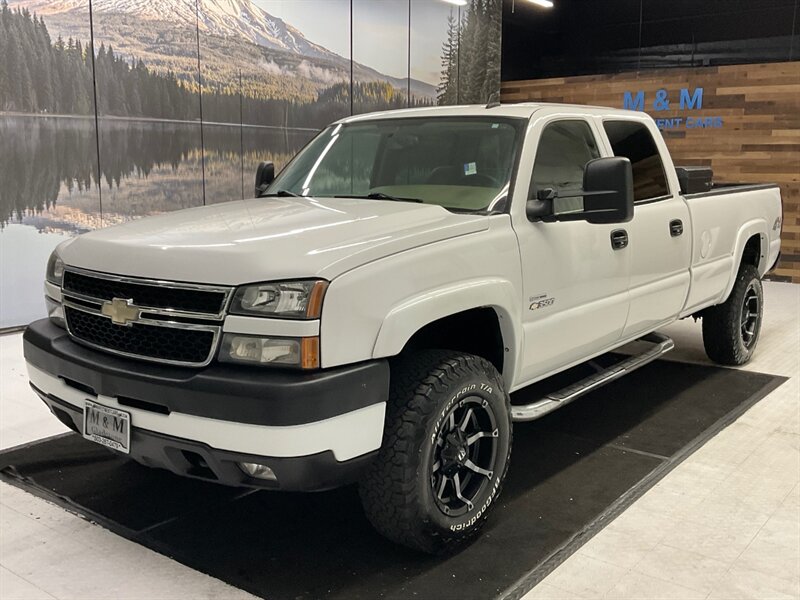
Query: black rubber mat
xmin=0 ymin=360 xmax=785 ymax=600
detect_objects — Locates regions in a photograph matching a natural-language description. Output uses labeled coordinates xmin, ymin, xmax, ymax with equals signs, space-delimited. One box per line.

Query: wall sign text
xmin=622 ymin=87 xmax=724 ymax=130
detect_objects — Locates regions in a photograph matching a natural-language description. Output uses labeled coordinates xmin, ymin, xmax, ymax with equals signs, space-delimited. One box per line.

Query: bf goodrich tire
xmin=702 ymin=264 xmax=764 ymax=366
xmin=359 ymin=350 xmax=512 ymax=554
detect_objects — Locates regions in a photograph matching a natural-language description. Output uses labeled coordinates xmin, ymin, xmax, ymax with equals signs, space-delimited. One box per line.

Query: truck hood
xmin=58 ymin=197 xmax=488 ymax=284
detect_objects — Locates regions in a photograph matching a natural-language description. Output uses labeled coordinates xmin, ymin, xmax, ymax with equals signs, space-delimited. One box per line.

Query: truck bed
xmin=683 ymin=182 xmax=780 ymax=200
xmin=681 ymin=182 xmax=782 ymax=315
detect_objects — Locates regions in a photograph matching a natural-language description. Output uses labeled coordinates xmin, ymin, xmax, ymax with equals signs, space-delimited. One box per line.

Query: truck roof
xmin=337 ymin=102 xmax=645 ymax=124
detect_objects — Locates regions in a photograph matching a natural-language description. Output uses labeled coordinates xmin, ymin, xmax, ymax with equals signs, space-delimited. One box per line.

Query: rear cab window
xmin=602 ymin=120 xmax=671 ymax=203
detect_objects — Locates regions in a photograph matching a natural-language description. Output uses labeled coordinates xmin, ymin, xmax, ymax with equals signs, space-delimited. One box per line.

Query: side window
xmin=603 ymin=120 xmax=670 ymax=202
xmin=530 ymin=120 xmax=600 ymax=214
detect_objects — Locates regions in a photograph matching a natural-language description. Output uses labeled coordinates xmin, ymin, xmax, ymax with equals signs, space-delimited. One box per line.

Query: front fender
xmin=373 ymin=278 xmax=521 ymax=385
xmin=318 ymin=216 xmax=522 ymax=374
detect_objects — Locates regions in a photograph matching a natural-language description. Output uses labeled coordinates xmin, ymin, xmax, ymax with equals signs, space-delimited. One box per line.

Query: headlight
xmin=46 ymin=250 xmax=65 ymax=286
xmin=230 ymin=280 xmax=327 ymax=319
xmin=219 ymin=334 xmax=320 ymax=369
xmin=45 ymin=250 xmax=66 ymax=328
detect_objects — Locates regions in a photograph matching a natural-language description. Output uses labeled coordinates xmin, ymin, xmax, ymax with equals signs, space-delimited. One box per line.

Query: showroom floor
xmin=1 ymin=282 xmax=798 ymax=600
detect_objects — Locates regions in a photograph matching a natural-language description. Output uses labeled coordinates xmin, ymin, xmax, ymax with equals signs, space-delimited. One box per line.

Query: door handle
xmin=670 ymin=219 xmax=684 ymax=237
xmin=610 ymin=229 xmax=628 ymax=250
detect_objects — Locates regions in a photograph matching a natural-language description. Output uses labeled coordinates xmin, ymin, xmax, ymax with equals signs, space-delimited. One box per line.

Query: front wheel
xmin=702 ymin=264 xmax=764 ymax=365
xmin=359 ymin=350 xmax=512 ymax=554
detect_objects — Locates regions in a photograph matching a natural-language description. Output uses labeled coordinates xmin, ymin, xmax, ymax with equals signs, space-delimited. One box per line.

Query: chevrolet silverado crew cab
xmin=24 ymin=103 xmax=782 ymax=553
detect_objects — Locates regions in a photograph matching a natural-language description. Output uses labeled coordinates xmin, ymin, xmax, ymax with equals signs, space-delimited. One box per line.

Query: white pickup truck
xmin=24 ymin=103 xmax=782 ymax=553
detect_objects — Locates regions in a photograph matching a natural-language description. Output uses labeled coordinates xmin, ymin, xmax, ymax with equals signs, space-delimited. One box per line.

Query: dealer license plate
xmin=83 ymin=401 xmax=130 ymax=454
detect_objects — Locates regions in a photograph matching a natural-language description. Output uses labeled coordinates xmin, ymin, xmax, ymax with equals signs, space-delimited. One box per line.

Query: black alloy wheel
xmin=740 ymin=281 xmax=761 ymax=349
xmin=431 ymin=397 xmax=499 ymax=518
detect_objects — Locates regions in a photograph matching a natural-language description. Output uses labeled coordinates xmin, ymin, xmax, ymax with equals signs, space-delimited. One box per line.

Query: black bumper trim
xmin=34 ymin=389 xmax=376 ymax=492
xmin=24 ymin=319 xmax=389 ymax=427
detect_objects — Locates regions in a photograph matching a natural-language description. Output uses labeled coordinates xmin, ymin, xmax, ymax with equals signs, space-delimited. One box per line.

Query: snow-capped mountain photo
xmin=24 ymin=0 xmax=340 ymax=60
xmin=10 ymin=0 xmax=438 ymax=99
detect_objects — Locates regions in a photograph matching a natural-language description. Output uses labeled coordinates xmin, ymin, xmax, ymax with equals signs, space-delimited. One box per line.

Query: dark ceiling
xmin=501 ymin=0 xmax=800 ymax=80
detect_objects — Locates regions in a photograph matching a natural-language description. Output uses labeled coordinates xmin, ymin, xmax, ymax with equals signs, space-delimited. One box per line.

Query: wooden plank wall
xmin=501 ymin=61 xmax=800 ymax=283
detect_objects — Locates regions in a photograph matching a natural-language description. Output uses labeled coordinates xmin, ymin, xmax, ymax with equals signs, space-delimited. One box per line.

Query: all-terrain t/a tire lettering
xmin=358 ymin=350 xmax=513 ymax=554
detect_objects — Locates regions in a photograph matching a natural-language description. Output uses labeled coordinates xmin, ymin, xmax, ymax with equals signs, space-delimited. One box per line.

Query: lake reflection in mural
xmin=0 ymin=115 xmax=313 ymax=328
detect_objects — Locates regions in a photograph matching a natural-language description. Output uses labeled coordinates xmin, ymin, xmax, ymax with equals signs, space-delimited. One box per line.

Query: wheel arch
xmin=720 ymin=221 xmax=769 ymax=304
xmin=372 ymin=279 xmax=520 ymax=387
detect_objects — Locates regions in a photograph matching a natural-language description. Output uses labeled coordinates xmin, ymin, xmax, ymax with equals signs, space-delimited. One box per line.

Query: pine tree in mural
xmin=0 ymin=2 xmax=7 ymax=102
xmin=437 ymin=10 xmax=460 ymax=105
xmin=1 ymin=7 xmax=87 ymax=114
xmin=460 ymin=0 xmax=482 ymax=102
xmin=0 ymin=4 xmax=195 ymax=118
xmin=480 ymin=0 xmax=502 ymax=103
xmin=437 ymin=0 xmax=501 ymax=106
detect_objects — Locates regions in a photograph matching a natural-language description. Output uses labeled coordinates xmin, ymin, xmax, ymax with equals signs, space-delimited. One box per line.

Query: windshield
xmin=267 ymin=117 xmax=523 ymax=213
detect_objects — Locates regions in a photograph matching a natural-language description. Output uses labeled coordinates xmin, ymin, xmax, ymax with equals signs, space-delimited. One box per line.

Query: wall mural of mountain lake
xmin=0 ymin=0 xmax=502 ymax=328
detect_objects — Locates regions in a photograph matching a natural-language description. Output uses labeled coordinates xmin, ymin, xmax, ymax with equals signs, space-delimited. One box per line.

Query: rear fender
xmin=720 ymin=219 xmax=768 ymax=303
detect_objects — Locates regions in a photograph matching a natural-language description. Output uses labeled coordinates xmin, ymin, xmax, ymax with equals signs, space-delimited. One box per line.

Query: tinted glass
xmin=268 ymin=118 xmax=523 ymax=213
xmin=603 ymin=121 xmax=670 ymax=201
xmin=530 ymin=120 xmax=600 ymax=213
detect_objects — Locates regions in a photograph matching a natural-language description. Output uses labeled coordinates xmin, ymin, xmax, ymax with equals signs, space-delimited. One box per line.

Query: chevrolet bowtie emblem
xmin=101 ymin=297 xmax=141 ymax=326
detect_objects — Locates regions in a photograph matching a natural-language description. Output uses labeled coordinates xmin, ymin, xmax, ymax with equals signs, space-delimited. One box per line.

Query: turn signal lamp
xmin=219 ymin=334 xmax=320 ymax=369
xmin=45 ymin=297 xmax=66 ymax=328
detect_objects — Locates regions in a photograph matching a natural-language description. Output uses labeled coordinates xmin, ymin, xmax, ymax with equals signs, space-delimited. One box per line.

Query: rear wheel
xmin=359 ymin=350 xmax=512 ymax=554
xmin=702 ymin=264 xmax=763 ymax=365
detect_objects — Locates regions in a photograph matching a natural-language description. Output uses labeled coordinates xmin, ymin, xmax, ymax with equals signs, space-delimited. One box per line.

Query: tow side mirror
xmin=526 ymin=157 xmax=634 ymax=224
xmin=582 ymin=157 xmax=634 ymax=224
xmin=254 ymin=161 xmax=275 ymax=198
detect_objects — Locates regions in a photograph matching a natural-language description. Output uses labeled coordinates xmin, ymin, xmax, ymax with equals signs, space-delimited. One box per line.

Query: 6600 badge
xmin=83 ymin=401 xmax=131 ymax=454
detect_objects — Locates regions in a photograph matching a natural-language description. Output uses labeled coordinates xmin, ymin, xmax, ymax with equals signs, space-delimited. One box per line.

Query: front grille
xmin=61 ymin=268 xmax=229 ymax=366
xmin=63 ymin=270 xmax=227 ymax=315
xmin=66 ymin=307 xmax=215 ymax=365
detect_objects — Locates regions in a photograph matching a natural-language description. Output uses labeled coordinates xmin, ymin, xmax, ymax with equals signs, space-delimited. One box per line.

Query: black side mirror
xmin=582 ymin=157 xmax=634 ymax=224
xmin=526 ymin=157 xmax=634 ymax=224
xmin=254 ymin=161 xmax=275 ymax=198
xmin=525 ymin=188 xmax=558 ymax=220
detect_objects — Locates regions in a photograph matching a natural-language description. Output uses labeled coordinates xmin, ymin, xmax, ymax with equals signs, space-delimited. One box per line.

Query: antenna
xmin=485 ymin=92 xmax=501 ymax=109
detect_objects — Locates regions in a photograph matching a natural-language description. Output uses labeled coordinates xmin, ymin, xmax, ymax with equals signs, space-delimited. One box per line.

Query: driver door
xmin=512 ymin=116 xmax=631 ymax=386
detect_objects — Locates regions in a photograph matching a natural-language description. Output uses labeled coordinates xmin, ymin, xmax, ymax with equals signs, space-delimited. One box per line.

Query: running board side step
xmin=510 ymin=333 xmax=675 ymax=422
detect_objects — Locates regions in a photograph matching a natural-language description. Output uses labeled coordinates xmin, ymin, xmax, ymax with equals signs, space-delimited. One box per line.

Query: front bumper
xmin=23 ymin=319 xmax=389 ymax=491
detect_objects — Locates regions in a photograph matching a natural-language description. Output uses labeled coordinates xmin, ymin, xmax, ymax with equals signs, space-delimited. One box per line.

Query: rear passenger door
xmin=600 ymin=119 xmax=691 ymax=338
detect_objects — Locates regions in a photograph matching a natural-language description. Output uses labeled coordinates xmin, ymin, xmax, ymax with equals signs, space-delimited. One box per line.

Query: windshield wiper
xmin=260 ymin=190 xmax=300 ymax=197
xmin=333 ymin=192 xmax=424 ymax=203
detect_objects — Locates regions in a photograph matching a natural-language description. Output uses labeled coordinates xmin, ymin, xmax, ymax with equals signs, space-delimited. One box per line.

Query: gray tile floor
xmin=1 ymin=282 xmax=798 ymax=600
xmin=525 ymin=281 xmax=800 ymax=600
